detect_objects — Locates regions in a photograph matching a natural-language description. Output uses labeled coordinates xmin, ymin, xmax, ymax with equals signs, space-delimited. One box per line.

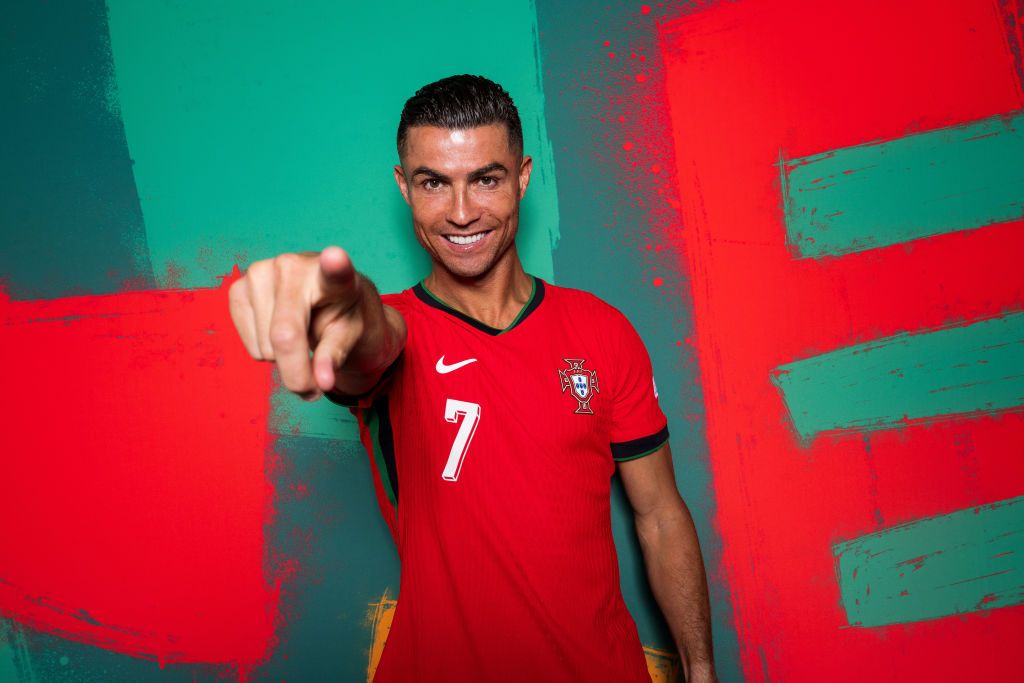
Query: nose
xmin=446 ymin=185 xmax=481 ymax=228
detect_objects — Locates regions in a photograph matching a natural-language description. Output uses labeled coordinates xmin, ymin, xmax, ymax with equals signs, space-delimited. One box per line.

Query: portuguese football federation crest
xmin=559 ymin=358 xmax=599 ymax=414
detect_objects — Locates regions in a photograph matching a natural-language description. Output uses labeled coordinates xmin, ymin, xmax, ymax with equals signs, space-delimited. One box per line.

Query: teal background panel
xmin=104 ymin=0 xmax=561 ymax=442
xmin=104 ymin=0 xmax=559 ymax=295
xmin=0 ymin=0 xmax=155 ymax=300
xmin=270 ymin=380 xmax=360 ymax=440
xmin=782 ymin=110 xmax=1024 ymax=259
xmin=773 ymin=311 xmax=1024 ymax=440
xmin=833 ymin=495 xmax=1024 ymax=627
xmin=256 ymin=436 xmax=400 ymax=682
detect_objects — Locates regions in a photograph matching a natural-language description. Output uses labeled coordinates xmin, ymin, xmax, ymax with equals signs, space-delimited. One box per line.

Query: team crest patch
xmin=558 ymin=358 xmax=599 ymax=414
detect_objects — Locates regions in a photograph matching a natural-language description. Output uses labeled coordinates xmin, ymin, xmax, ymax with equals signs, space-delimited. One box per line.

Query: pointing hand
xmin=229 ymin=246 xmax=404 ymax=400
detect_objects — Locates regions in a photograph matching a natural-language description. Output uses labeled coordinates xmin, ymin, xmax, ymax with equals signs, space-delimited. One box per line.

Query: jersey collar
xmin=412 ymin=276 xmax=545 ymax=336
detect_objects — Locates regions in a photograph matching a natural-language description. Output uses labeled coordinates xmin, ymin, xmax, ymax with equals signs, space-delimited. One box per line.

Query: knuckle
xmin=228 ymin=279 xmax=248 ymax=304
xmin=273 ymin=252 xmax=307 ymax=275
xmin=246 ymin=258 xmax=272 ymax=281
xmin=269 ymin=323 xmax=304 ymax=350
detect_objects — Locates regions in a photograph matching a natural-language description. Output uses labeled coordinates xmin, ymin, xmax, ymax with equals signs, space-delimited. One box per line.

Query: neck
xmin=424 ymin=250 xmax=533 ymax=330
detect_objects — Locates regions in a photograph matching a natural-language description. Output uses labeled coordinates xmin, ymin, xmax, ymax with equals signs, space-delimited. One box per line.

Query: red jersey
xmin=345 ymin=278 xmax=668 ymax=682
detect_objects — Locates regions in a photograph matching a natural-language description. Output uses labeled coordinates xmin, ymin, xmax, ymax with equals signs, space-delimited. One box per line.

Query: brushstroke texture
xmin=0 ymin=0 xmax=154 ymax=299
xmin=661 ymin=0 xmax=1024 ymax=679
xmin=366 ymin=592 xmax=397 ymax=682
xmin=782 ymin=111 xmax=1024 ymax=258
xmin=773 ymin=311 xmax=1024 ymax=440
xmin=104 ymin=0 xmax=558 ymax=292
xmin=533 ymin=1 xmax=742 ymax=676
xmin=0 ymin=276 xmax=276 ymax=671
xmin=834 ymin=495 xmax=1024 ymax=626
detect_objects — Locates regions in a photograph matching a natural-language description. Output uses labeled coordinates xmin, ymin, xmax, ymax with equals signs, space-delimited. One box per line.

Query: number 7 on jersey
xmin=441 ymin=398 xmax=481 ymax=482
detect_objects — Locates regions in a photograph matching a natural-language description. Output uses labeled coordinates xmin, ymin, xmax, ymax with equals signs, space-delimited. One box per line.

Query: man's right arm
xmin=228 ymin=246 xmax=407 ymax=401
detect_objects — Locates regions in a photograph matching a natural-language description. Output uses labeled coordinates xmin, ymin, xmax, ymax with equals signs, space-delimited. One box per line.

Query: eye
xmin=477 ymin=176 xmax=498 ymax=187
xmin=422 ymin=178 xmax=443 ymax=190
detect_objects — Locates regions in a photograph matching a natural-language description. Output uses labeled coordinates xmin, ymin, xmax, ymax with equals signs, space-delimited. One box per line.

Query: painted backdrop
xmin=2 ymin=1 xmax=1021 ymax=681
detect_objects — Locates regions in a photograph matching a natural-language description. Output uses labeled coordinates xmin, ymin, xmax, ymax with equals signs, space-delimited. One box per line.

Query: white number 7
xmin=441 ymin=398 xmax=481 ymax=482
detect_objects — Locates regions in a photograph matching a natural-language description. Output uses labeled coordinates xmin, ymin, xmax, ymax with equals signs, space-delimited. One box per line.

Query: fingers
xmin=269 ymin=253 xmax=318 ymax=396
xmin=246 ymin=259 xmax=277 ymax=359
xmin=231 ymin=247 xmax=362 ymax=399
xmin=314 ymin=246 xmax=359 ymax=311
xmin=312 ymin=313 xmax=365 ymax=392
xmin=228 ymin=278 xmax=260 ymax=358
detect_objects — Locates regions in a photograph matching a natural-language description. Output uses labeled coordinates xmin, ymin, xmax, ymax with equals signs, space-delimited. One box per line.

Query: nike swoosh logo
xmin=436 ymin=355 xmax=478 ymax=374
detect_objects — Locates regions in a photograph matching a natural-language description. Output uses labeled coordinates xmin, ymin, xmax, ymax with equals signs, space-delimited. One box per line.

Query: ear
xmin=394 ymin=164 xmax=411 ymax=205
xmin=518 ymin=156 xmax=533 ymax=200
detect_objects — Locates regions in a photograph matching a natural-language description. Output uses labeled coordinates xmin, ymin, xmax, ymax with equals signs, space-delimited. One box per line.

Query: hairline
xmin=397 ymin=122 xmax=525 ymax=163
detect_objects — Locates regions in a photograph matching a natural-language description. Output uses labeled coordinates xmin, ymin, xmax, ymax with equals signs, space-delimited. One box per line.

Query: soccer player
xmin=229 ymin=75 xmax=717 ymax=682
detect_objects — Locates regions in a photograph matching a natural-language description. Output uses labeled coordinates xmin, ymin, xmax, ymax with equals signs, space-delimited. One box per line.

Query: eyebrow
xmin=410 ymin=166 xmax=452 ymax=182
xmin=468 ymin=162 xmax=509 ymax=181
xmin=410 ymin=162 xmax=509 ymax=183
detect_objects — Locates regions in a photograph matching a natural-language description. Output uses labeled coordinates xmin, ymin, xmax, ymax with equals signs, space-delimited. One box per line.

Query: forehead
xmin=402 ymin=124 xmax=516 ymax=170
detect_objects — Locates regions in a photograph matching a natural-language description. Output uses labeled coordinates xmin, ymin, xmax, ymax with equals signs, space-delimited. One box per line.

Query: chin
xmin=442 ymin=261 xmax=491 ymax=280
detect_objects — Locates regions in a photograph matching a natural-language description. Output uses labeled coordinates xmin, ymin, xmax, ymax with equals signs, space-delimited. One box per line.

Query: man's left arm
xmin=619 ymin=443 xmax=717 ymax=683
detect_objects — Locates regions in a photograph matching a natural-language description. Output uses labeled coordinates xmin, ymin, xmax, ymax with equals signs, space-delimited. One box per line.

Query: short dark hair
xmin=397 ymin=75 xmax=523 ymax=158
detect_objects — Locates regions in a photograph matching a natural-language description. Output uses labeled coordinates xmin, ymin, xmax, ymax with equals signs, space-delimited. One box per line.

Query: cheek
xmin=480 ymin=191 xmax=518 ymax=220
xmin=413 ymin=192 xmax=451 ymax=216
xmin=410 ymin=204 xmax=441 ymax=230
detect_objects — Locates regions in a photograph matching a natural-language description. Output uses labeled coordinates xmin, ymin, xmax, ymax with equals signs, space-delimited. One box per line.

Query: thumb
xmin=312 ymin=315 xmax=365 ymax=392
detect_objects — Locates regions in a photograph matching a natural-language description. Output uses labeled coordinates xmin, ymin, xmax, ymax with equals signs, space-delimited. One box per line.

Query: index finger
xmin=313 ymin=246 xmax=360 ymax=311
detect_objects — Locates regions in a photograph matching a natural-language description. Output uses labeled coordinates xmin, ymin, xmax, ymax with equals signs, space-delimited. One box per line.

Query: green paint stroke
xmin=105 ymin=0 xmax=559 ymax=293
xmin=270 ymin=379 xmax=360 ymax=441
xmin=833 ymin=495 xmax=1024 ymax=627
xmin=772 ymin=311 xmax=1024 ymax=440
xmin=781 ymin=110 xmax=1024 ymax=258
xmin=0 ymin=619 xmax=37 ymax=683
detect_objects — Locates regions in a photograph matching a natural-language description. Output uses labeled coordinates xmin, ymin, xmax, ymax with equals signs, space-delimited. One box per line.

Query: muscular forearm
xmin=635 ymin=501 xmax=716 ymax=682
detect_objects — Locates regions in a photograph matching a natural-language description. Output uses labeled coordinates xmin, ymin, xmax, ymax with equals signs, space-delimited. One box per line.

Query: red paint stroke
xmin=0 ymin=271 xmax=277 ymax=675
xmin=654 ymin=0 xmax=1024 ymax=680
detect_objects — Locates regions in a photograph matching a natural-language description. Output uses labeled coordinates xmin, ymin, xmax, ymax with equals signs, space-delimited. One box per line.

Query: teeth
xmin=446 ymin=232 xmax=487 ymax=245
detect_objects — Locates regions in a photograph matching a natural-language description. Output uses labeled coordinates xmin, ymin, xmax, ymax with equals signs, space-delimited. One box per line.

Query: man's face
xmin=394 ymin=124 xmax=532 ymax=280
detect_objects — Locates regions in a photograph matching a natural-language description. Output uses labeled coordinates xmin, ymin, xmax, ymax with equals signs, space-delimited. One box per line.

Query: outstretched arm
xmin=228 ymin=246 xmax=407 ymax=400
xmin=619 ymin=443 xmax=717 ymax=683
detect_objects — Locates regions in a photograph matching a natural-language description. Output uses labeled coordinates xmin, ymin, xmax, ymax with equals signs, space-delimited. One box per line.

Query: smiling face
xmin=394 ymin=124 xmax=532 ymax=282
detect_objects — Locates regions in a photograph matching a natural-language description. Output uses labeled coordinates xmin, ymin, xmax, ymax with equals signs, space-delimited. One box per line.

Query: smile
xmin=444 ymin=231 xmax=491 ymax=245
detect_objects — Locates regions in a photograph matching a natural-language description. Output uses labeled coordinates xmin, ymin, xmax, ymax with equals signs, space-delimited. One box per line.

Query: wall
xmin=1 ymin=1 xmax=1021 ymax=681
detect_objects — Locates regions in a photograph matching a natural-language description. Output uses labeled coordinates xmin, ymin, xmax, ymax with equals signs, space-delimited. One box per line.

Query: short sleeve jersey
xmin=349 ymin=277 xmax=668 ymax=682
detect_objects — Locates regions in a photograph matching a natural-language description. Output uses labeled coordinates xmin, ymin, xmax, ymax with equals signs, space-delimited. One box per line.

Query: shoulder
xmin=542 ymin=281 xmax=635 ymax=330
xmin=380 ymin=287 xmax=419 ymax=314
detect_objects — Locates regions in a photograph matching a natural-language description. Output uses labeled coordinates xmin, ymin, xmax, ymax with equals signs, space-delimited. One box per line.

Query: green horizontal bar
xmin=833 ymin=495 xmax=1024 ymax=627
xmin=782 ymin=110 xmax=1024 ymax=258
xmin=772 ymin=312 xmax=1024 ymax=440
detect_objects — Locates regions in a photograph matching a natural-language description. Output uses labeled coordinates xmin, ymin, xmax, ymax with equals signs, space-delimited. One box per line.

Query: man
xmin=229 ymin=75 xmax=716 ymax=682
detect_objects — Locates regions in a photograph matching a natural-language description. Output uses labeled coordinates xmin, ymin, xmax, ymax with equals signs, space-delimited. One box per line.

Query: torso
xmin=355 ymin=278 xmax=666 ymax=682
